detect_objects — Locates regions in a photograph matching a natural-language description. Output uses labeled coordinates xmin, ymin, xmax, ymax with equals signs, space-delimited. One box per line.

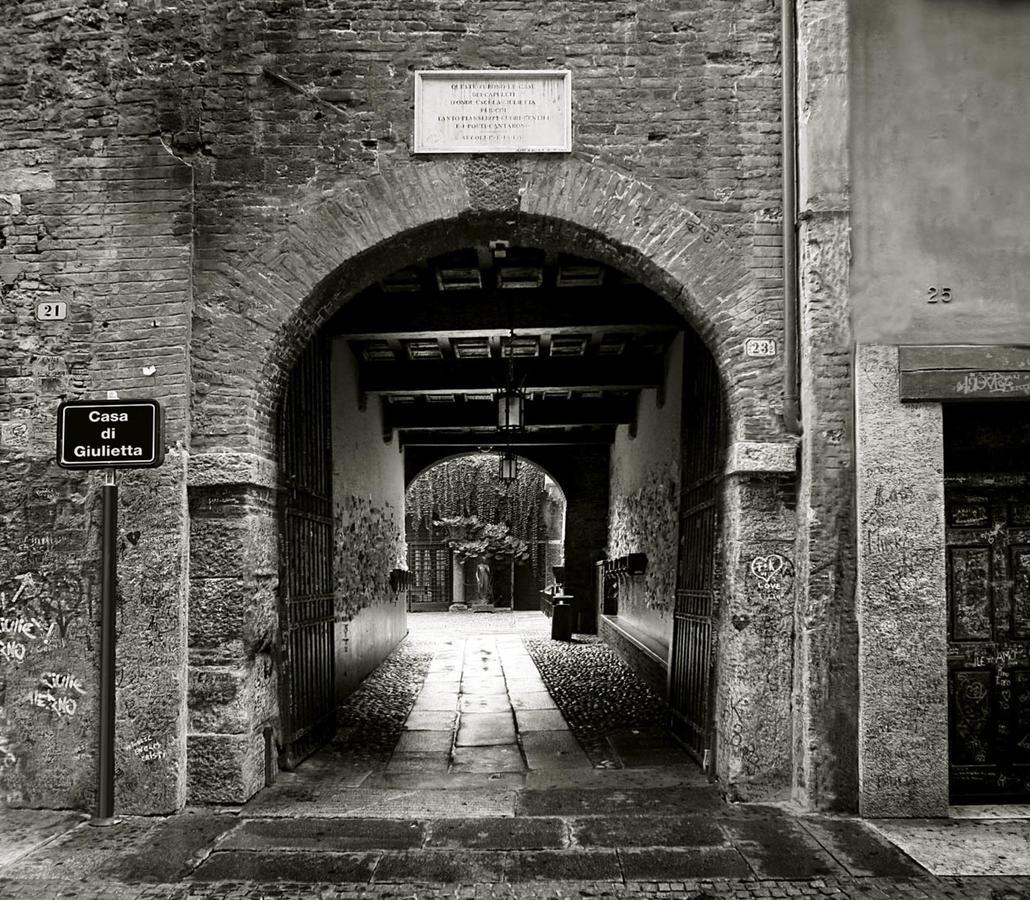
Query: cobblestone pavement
xmin=2 ymin=612 xmax=1029 ymax=899
xmin=524 ymin=633 xmax=678 ymax=767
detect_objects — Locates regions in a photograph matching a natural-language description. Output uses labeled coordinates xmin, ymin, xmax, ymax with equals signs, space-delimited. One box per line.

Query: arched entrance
xmin=186 ymin=160 xmax=797 ymax=806
xmin=271 ymin=240 xmax=727 ymax=775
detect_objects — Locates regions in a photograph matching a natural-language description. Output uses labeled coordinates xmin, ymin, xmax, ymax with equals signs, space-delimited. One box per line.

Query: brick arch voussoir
xmin=207 ymin=158 xmax=765 ymax=461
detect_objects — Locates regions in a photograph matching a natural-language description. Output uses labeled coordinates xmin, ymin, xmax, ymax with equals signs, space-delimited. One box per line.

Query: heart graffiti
xmin=749 ymin=554 xmax=794 ymax=588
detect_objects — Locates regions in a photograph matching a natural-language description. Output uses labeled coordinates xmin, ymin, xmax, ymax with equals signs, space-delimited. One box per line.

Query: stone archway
xmin=185 ymin=157 xmax=798 ymax=805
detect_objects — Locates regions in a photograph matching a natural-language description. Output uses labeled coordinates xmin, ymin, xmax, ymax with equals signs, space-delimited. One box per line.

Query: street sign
xmin=56 ymin=399 xmax=164 ymax=469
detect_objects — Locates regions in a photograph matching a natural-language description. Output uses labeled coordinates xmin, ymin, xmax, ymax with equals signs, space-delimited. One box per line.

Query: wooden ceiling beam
xmin=384 ymin=396 xmax=638 ymax=431
xmin=330 ymin=286 xmax=680 ymax=338
xmin=397 ymin=427 xmax=616 ymax=448
xmin=360 ymin=357 xmax=665 ymax=395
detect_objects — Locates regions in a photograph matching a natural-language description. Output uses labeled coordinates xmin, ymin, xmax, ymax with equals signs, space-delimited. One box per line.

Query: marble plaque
xmin=414 ymin=70 xmax=571 ymax=154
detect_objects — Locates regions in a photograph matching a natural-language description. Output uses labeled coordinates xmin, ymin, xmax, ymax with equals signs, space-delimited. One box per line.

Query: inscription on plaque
xmin=414 ymin=70 xmax=571 ymax=154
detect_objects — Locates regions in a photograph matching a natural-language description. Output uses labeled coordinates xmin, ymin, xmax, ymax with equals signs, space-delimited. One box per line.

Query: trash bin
xmin=551 ymin=595 xmax=573 ymax=641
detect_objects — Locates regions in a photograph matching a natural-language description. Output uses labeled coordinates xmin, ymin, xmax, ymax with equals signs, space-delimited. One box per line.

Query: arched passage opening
xmin=404 ymin=453 xmax=567 ymax=613
xmin=272 ymin=240 xmax=728 ymax=776
xmin=186 ymin=167 xmax=798 ymax=809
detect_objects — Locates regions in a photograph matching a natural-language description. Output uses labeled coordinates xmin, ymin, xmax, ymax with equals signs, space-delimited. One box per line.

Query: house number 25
xmin=926 ymin=286 xmax=953 ymax=304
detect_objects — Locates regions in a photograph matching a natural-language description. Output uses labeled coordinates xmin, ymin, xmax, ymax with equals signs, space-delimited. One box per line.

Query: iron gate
xmin=946 ymin=483 xmax=1030 ymax=802
xmin=669 ymin=334 xmax=724 ymax=764
xmin=407 ymin=541 xmax=451 ymax=609
xmin=277 ymin=334 xmax=336 ymax=770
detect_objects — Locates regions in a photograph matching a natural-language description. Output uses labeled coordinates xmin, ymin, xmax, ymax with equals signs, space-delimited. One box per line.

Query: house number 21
xmin=926 ymin=286 xmax=953 ymax=304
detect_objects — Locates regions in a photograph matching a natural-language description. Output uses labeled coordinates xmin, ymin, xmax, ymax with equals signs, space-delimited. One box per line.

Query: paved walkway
xmin=390 ymin=629 xmax=590 ymax=777
xmin=1 ymin=612 xmax=1029 ymax=898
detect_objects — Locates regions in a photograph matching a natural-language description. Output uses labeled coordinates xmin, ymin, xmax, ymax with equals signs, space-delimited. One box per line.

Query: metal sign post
xmin=56 ymin=399 xmax=163 ymax=823
xmin=96 ymin=468 xmax=117 ymax=823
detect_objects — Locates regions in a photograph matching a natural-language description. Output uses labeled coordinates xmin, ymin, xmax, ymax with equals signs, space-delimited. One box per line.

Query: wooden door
xmin=946 ymin=484 xmax=1030 ymax=802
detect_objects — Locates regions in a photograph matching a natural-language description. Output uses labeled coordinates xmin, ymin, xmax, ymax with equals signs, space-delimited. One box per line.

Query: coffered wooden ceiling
xmin=328 ymin=245 xmax=682 ymax=449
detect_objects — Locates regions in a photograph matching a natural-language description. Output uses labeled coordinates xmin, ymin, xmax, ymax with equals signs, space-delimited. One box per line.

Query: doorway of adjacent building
xmin=944 ymin=403 xmax=1030 ymax=803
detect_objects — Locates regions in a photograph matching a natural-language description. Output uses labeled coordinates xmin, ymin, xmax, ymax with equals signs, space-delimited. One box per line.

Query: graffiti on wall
xmin=334 ymin=495 xmax=405 ymax=619
xmin=748 ymin=553 xmax=795 ymax=600
xmin=125 ymin=735 xmax=166 ymax=762
xmin=608 ymin=464 xmax=679 ymax=616
xmin=0 ymin=570 xmax=82 ymax=662
xmin=0 ymin=732 xmax=16 ymax=771
xmin=27 ymin=670 xmax=85 ymax=718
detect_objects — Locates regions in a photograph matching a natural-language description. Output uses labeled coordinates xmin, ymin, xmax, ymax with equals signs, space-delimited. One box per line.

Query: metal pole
xmin=781 ymin=0 xmax=802 ymax=436
xmin=95 ymin=468 xmax=117 ymax=822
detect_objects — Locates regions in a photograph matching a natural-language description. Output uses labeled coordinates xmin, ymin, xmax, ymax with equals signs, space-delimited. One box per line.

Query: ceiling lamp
xmin=496 ymin=325 xmax=526 ymax=430
xmin=496 ymin=388 xmax=524 ymax=430
xmin=498 ymin=451 xmax=518 ymax=485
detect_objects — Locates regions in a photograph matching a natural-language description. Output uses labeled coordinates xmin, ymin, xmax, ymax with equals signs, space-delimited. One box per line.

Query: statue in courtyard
xmin=474 ymin=561 xmax=493 ymax=607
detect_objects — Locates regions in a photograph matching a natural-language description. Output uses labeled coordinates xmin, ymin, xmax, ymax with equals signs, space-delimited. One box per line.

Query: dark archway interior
xmin=329 ymin=243 xmax=683 ymax=454
xmin=327 ymin=243 xmax=687 ymax=630
xmin=276 ymin=240 xmax=725 ymax=774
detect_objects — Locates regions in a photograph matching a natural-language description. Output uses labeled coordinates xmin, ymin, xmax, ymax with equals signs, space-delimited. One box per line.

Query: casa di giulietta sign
xmin=56 ymin=399 xmax=164 ymax=469
xmin=414 ymin=70 xmax=572 ymax=154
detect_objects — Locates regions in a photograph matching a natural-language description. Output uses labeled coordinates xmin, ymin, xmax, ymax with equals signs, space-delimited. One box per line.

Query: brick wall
xmin=0 ymin=0 xmax=864 ymax=813
xmin=1 ymin=2 xmax=193 ymax=812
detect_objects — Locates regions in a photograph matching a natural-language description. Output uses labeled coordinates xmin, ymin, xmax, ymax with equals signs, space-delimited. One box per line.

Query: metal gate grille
xmin=407 ymin=541 xmax=451 ymax=608
xmin=277 ymin=334 xmax=336 ymax=770
xmin=669 ymin=334 xmax=724 ymax=763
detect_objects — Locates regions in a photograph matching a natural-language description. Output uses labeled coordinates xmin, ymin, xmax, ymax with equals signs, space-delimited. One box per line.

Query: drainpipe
xmin=782 ymin=0 xmax=803 ymax=436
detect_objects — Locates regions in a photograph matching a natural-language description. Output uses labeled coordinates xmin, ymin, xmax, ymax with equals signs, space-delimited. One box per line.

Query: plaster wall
xmin=607 ymin=333 xmax=684 ymax=651
xmin=855 ymin=345 xmax=948 ymax=817
xmin=330 ymin=340 xmax=407 ymax=699
xmin=851 ymin=0 xmax=1030 ymax=344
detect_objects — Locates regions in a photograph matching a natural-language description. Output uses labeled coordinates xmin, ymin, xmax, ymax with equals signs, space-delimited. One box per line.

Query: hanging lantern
xmin=498 ymin=451 xmax=518 ymax=484
xmin=496 ymin=388 xmax=525 ymax=430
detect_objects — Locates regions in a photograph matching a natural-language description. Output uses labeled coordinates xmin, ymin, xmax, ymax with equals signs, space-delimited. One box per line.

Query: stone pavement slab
xmin=426 ymin=817 xmax=567 ymax=850
xmin=509 ymin=691 xmax=558 ymax=710
xmin=460 ymin=694 xmax=511 ymax=713
xmin=451 ymin=745 xmax=526 ymax=773
xmin=519 ymin=731 xmax=591 ymax=769
xmin=3 ymin=812 xmax=236 ymax=883
xmin=571 ymin=814 xmax=725 ymax=848
xmin=240 ymin=788 xmax=518 ymax=818
xmin=505 ymin=678 xmax=549 ymax=693
xmin=189 ymin=849 xmax=380 ymax=882
xmin=461 ymin=677 xmax=508 ymax=696
xmin=800 ymin=815 xmax=929 ymax=877
xmin=385 ymin=750 xmax=451 ymax=774
xmin=395 ymin=730 xmax=453 ymax=752
xmin=607 ymin=728 xmax=696 ymax=768
xmin=0 ymin=810 xmax=84 ymax=869
xmin=618 ymin=847 xmax=753 ymax=879
xmin=219 ymin=817 xmax=424 ymax=851
xmin=375 ymin=772 xmax=526 ymax=790
xmin=506 ymin=849 xmax=622 ymax=882
xmin=404 ymin=710 xmax=457 ymax=730
xmin=456 ymin=712 xmax=516 ymax=746
xmin=518 ymin=785 xmax=725 ymax=816
xmin=722 ymin=818 xmax=844 ymax=878
xmin=515 ymin=709 xmax=568 ymax=731
xmin=410 ymin=691 xmax=460 ymax=711
xmin=372 ymin=849 xmax=506 ymax=883
xmin=868 ymin=817 xmax=1030 ymax=875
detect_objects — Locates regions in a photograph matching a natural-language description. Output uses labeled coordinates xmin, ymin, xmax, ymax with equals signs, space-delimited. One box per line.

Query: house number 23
xmin=926 ymin=286 xmax=953 ymax=304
